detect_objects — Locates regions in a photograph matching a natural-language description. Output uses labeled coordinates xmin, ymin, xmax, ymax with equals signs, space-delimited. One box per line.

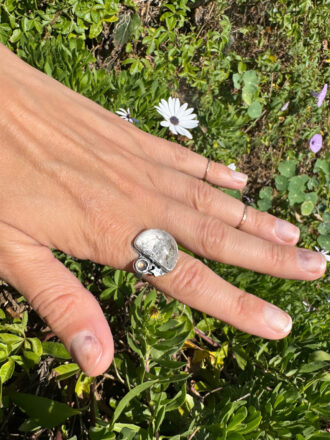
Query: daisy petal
xmin=158 ymin=102 xmax=172 ymax=119
xmin=180 ymin=113 xmax=198 ymax=121
xmin=169 ymin=124 xmax=178 ymax=135
xmin=160 ymin=120 xmax=170 ymax=127
xmin=183 ymin=107 xmax=195 ymax=116
xmin=177 ymin=102 xmax=188 ymax=117
xmin=176 ymin=125 xmax=192 ymax=139
xmin=180 ymin=120 xmax=199 ymax=129
xmin=174 ymin=98 xmax=181 ymax=116
xmin=168 ymin=97 xmax=175 ymax=116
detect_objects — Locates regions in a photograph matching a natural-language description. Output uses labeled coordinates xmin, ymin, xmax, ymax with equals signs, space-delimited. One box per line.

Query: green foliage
xmin=0 ymin=0 xmax=329 ymax=438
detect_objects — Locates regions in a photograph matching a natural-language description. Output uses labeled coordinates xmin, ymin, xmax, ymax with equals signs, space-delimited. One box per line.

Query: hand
xmin=0 ymin=44 xmax=326 ymax=376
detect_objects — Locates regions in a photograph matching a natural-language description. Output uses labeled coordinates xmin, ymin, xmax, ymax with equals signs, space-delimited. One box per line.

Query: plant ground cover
xmin=0 ymin=0 xmax=329 ymax=439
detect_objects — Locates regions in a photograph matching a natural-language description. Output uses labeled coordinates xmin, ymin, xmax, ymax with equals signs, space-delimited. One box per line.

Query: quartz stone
xmin=134 ymin=229 xmax=178 ymax=274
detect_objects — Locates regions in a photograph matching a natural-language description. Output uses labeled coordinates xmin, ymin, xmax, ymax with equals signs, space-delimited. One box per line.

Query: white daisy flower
xmin=314 ymin=246 xmax=330 ymax=262
xmin=116 ymin=108 xmax=134 ymax=124
xmin=227 ymin=163 xmax=236 ymax=171
xmin=155 ymin=97 xmax=199 ymax=139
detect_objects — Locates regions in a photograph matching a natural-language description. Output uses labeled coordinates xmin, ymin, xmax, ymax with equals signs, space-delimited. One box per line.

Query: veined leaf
xmin=10 ymin=392 xmax=81 ymax=429
xmin=54 ymin=363 xmax=80 ymax=380
xmin=0 ymin=358 xmax=15 ymax=384
xmin=42 ymin=341 xmax=71 ymax=360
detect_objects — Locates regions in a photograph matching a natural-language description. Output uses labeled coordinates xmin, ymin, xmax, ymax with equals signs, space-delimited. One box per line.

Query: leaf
xmin=9 ymin=29 xmax=22 ymax=43
xmin=163 ymin=383 xmax=186 ymax=412
xmin=29 ymin=338 xmax=43 ymax=357
xmin=259 ymin=186 xmax=272 ymax=199
xmin=242 ymin=84 xmax=257 ymax=106
xmin=318 ymin=222 xmax=330 ymax=235
xmin=0 ymin=358 xmax=15 ymax=383
xmin=288 ymin=190 xmax=305 ymax=206
xmin=233 ymin=73 xmax=241 ymax=89
xmin=313 ymin=159 xmax=329 ymax=175
xmin=309 ymin=351 xmax=330 ymax=362
xmin=89 ymin=21 xmax=103 ymax=39
xmin=227 ymin=406 xmax=247 ymax=430
xmin=53 ymin=363 xmax=80 ymax=380
xmin=232 ymin=347 xmax=248 ymax=370
xmin=278 ymin=160 xmax=297 ymax=178
xmin=301 ymin=200 xmax=315 ymax=216
xmin=275 ymin=175 xmax=289 ymax=192
xmin=111 ymin=380 xmax=158 ymax=424
xmin=113 ymin=13 xmax=140 ymax=48
xmin=75 ymin=373 xmax=94 ymax=398
xmin=304 ymin=192 xmax=318 ymax=204
xmin=299 ymin=361 xmax=328 ymax=373
xmin=288 ymin=174 xmax=309 ymax=191
xmin=257 ymin=198 xmax=272 ymax=211
xmin=42 ymin=341 xmax=71 ymax=360
xmin=248 ymin=101 xmax=262 ymax=119
xmin=239 ymin=413 xmax=262 ymax=434
xmin=10 ymin=392 xmax=81 ymax=429
xmin=318 ymin=235 xmax=330 ymax=252
xmin=44 ymin=61 xmax=52 ymax=77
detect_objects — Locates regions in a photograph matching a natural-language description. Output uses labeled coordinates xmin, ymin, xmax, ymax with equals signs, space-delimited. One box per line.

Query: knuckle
xmin=87 ymin=210 xmax=136 ymax=266
xmin=172 ymin=259 xmax=205 ymax=298
xmin=249 ymin=208 xmax=269 ymax=231
xmin=197 ymin=216 xmax=225 ymax=257
xmin=191 ymin=179 xmax=214 ymax=212
xmin=173 ymin=143 xmax=189 ymax=165
xmin=235 ymin=290 xmax=254 ymax=318
xmin=266 ymin=243 xmax=285 ymax=268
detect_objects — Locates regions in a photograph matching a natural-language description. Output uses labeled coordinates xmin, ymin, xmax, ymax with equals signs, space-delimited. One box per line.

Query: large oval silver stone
xmin=134 ymin=229 xmax=178 ymax=274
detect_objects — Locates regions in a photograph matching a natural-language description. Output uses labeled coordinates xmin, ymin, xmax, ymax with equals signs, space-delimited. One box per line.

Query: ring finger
xmin=144 ymin=164 xmax=300 ymax=246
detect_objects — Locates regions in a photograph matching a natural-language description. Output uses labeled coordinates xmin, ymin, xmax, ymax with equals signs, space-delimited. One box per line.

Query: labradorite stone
xmin=134 ymin=229 xmax=178 ymax=273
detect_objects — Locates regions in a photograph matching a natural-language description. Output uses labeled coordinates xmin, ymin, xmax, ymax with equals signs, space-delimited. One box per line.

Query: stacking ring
xmin=203 ymin=158 xmax=211 ymax=181
xmin=133 ymin=229 xmax=178 ymax=277
xmin=236 ymin=205 xmax=248 ymax=229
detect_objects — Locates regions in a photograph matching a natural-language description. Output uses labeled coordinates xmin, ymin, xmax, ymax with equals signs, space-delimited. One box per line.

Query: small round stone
xmin=136 ymin=258 xmax=149 ymax=272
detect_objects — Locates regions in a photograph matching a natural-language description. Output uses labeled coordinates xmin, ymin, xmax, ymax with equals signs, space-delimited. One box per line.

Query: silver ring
xmin=236 ymin=205 xmax=248 ymax=229
xmin=203 ymin=158 xmax=211 ymax=181
xmin=133 ymin=229 xmax=178 ymax=277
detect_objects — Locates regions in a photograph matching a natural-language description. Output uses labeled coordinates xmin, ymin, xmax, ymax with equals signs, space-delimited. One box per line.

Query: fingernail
xmin=69 ymin=330 xmax=102 ymax=376
xmin=274 ymin=219 xmax=300 ymax=243
xmin=230 ymin=170 xmax=248 ymax=184
xmin=263 ymin=304 xmax=292 ymax=333
xmin=297 ymin=249 xmax=327 ymax=274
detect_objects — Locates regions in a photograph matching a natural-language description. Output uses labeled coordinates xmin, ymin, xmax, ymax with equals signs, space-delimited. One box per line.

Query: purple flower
xmin=309 ymin=134 xmax=323 ymax=153
xmin=312 ymin=84 xmax=328 ymax=107
xmin=281 ymin=101 xmax=289 ymax=111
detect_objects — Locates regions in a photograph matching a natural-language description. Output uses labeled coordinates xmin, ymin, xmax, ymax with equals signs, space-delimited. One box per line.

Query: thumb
xmin=0 ymin=222 xmax=114 ymax=376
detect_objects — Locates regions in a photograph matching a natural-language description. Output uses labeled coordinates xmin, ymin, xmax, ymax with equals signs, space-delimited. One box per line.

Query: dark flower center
xmin=170 ymin=116 xmax=179 ymax=125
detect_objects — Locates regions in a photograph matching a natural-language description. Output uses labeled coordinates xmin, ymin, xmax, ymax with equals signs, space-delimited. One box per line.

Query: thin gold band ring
xmin=236 ymin=205 xmax=248 ymax=229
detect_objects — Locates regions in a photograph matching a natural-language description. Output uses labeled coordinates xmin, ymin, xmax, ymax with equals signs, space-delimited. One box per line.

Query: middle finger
xmin=142 ymin=191 xmax=326 ymax=281
xmin=145 ymin=163 xmax=300 ymax=246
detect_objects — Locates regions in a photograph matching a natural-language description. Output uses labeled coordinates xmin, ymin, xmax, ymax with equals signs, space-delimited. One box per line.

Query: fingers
xmin=0 ymin=222 xmax=113 ymax=376
xmin=149 ymin=251 xmax=293 ymax=340
xmin=145 ymin=194 xmax=326 ymax=280
xmin=136 ymin=130 xmax=248 ymax=189
xmin=144 ymin=164 xmax=300 ymax=245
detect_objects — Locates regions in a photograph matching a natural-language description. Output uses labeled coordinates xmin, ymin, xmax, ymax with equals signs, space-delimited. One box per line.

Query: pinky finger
xmin=148 ymin=251 xmax=292 ymax=340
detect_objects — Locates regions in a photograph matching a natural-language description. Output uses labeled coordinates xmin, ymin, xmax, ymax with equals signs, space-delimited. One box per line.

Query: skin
xmin=0 ymin=43 xmax=326 ymax=376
